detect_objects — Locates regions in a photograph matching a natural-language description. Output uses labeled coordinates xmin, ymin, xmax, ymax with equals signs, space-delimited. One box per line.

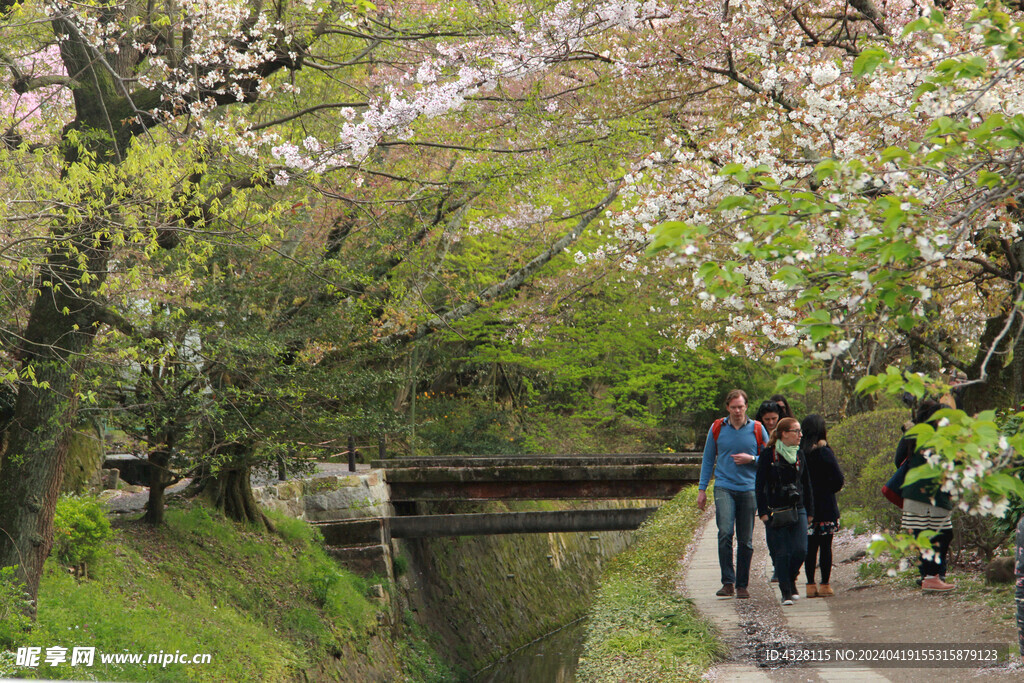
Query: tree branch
xmin=375 ymin=184 xmax=621 ymax=347
xmin=902 ymin=329 xmax=970 ymax=373
xmin=248 ymin=101 xmax=371 ymax=132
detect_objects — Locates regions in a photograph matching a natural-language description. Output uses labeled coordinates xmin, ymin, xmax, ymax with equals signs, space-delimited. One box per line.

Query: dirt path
xmin=681 ymin=514 xmax=1022 ymax=682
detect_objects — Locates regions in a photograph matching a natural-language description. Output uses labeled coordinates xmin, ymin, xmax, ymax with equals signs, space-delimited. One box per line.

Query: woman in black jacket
xmin=801 ymin=414 xmax=844 ymax=598
xmin=756 ymin=416 xmax=814 ymax=605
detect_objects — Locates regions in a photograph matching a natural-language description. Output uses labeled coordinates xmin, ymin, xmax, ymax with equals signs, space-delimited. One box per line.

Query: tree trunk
xmin=200 ymin=465 xmax=275 ymax=532
xmin=0 ymin=13 xmax=128 ymax=610
xmin=0 ymin=259 xmax=107 ymax=609
xmin=143 ymin=447 xmax=174 ymax=525
xmin=963 ymin=311 xmax=1024 ymax=413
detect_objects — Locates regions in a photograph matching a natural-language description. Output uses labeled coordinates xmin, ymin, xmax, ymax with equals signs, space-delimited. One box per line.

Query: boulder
xmin=984 ymin=556 xmax=1015 ymax=584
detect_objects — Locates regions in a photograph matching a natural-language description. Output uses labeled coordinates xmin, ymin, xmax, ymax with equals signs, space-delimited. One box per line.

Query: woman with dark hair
xmin=899 ymin=399 xmax=955 ymax=592
xmin=756 ymin=416 xmax=814 ymax=605
xmin=801 ymin=414 xmax=844 ymax=598
xmin=755 ymin=399 xmax=784 ymax=584
xmin=769 ymin=394 xmax=794 ymax=419
xmin=754 ymin=400 xmax=782 ymax=438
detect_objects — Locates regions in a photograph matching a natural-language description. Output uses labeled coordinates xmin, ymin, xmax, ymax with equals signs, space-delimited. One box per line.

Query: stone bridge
xmin=374 ymin=453 xmax=702 ymax=502
xmin=257 ymin=453 xmax=702 ymax=575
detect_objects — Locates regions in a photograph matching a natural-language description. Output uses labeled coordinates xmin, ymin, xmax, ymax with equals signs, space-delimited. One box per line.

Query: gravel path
xmin=681 ymin=514 xmax=1022 ymax=682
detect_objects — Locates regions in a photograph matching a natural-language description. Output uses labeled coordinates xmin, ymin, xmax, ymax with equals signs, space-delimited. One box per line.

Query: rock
xmin=984 ymin=557 xmax=1015 ymax=584
xmin=100 ymin=468 xmax=120 ymax=490
xmin=843 ymin=549 xmax=867 ymax=563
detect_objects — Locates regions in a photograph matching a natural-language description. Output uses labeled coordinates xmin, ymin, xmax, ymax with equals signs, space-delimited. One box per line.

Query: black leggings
xmin=908 ymin=527 xmax=952 ymax=577
xmin=805 ymin=534 xmax=834 ymax=584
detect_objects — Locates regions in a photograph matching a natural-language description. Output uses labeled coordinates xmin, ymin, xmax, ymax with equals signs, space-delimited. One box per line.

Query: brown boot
xmin=806 ymin=583 xmax=818 ymax=598
xmin=921 ymin=576 xmax=955 ymax=593
xmin=817 ymin=584 xmax=834 ymax=597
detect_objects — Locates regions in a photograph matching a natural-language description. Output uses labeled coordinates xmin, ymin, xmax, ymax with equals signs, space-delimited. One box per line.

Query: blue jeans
xmin=1015 ymin=514 xmax=1023 ymax=656
xmin=765 ymin=508 xmax=809 ymax=597
xmin=714 ymin=487 xmax=756 ymax=588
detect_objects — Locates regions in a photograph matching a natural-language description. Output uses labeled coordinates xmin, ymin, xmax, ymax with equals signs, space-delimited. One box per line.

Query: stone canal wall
xmin=253 ymin=470 xmax=390 ymax=521
xmin=396 ymin=500 xmax=643 ymax=674
xmin=253 ymin=470 xmax=647 ymax=675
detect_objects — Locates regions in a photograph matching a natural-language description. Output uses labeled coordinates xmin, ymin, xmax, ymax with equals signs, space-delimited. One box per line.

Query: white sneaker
xmin=791 ymin=593 xmax=799 ymax=601
xmin=782 ymin=597 xmax=794 ymax=606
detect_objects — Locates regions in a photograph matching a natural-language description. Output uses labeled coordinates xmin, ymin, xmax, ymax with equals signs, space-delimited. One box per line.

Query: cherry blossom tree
xmin=593 ymin=0 xmax=1024 ymax=412
xmin=599 ymin=0 xmax=1024 ymax=532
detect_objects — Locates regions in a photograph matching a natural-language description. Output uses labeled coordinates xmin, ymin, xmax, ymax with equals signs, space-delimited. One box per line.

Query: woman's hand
xmin=760 ymin=515 xmax=769 ymax=522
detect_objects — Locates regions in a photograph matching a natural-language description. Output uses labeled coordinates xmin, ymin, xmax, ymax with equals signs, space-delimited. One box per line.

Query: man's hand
xmin=697 ymin=490 xmax=707 ymax=511
xmin=731 ymin=452 xmax=755 ymax=465
xmin=760 ymin=515 xmax=769 ymax=522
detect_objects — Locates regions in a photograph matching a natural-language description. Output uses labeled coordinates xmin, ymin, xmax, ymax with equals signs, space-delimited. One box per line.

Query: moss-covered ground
xmin=576 ymin=487 xmax=727 ymax=682
xmin=0 ymin=504 xmax=451 ymax=682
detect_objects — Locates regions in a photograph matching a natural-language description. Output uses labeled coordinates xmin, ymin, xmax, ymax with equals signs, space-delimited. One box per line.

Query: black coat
xmin=805 ymin=444 xmax=844 ymax=522
xmin=755 ymin=446 xmax=813 ymax=519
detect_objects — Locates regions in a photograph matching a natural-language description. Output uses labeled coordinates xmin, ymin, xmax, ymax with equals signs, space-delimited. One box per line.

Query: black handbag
xmin=767 ymin=505 xmax=799 ymax=528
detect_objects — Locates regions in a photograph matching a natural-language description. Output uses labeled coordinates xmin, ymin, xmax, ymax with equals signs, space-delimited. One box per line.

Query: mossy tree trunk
xmin=143 ymin=445 xmax=175 ymax=526
xmin=190 ymin=442 xmax=274 ymax=531
xmin=199 ymin=464 xmax=275 ymax=532
xmin=0 ymin=11 xmax=129 ymax=605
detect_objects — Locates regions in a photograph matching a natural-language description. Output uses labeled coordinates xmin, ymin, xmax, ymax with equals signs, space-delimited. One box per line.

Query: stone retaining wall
xmin=253 ymin=470 xmax=390 ymax=521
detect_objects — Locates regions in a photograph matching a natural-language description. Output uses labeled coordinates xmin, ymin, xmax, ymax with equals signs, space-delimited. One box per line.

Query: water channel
xmin=473 ymin=618 xmax=586 ymax=682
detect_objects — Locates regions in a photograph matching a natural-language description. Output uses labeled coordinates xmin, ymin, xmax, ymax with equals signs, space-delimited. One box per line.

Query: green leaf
xmin=716 ymin=195 xmax=751 ymax=211
xmin=902 ymin=17 xmax=931 ymax=36
xmin=648 ymin=221 xmax=690 ymax=253
xmin=903 ymin=463 xmax=942 ymax=487
xmin=855 ymin=376 xmax=881 ymax=394
xmin=982 ymin=473 xmax=1023 ymax=497
xmin=853 ymin=47 xmax=890 ymax=78
xmin=977 ymin=170 xmax=1003 ymax=188
xmin=880 ymin=147 xmax=909 ymax=163
xmin=775 ymin=373 xmax=807 ymax=394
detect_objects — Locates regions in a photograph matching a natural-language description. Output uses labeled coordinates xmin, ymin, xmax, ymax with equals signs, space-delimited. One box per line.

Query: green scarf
xmin=776 ymin=442 xmax=798 ymax=465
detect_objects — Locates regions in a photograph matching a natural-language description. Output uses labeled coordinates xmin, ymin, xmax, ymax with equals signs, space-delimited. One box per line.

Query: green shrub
xmin=0 ymin=566 xmax=33 ymax=649
xmin=829 ymin=408 xmax=908 ymax=530
xmin=850 ymin=446 xmax=903 ymax=531
xmin=52 ymin=495 xmax=113 ymax=578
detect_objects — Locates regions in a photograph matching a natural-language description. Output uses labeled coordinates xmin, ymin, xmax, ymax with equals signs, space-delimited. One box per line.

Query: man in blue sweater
xmin=697 ymin=389 xmax=768 ymax=599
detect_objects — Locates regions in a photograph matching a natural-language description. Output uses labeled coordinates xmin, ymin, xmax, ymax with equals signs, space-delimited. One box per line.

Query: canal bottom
xmin=472 ymin=618 xmax=586 ymax=682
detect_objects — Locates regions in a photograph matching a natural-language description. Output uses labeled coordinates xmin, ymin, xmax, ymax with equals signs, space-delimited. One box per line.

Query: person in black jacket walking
xmin=756 ymin=416 xmax=814 ymax=606
xmin=801 ymin=414 xmax=844 ymax=598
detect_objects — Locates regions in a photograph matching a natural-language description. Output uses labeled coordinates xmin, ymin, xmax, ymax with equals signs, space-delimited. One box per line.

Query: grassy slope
xmin=576 ymin=487 xmax=727 ymax=682
xmin=1 ymin=505 xmax=450 ymax=682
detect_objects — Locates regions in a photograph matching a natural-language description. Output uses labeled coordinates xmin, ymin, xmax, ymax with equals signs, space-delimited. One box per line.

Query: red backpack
xmin=711 ymin=418 xmax=767 ymax=455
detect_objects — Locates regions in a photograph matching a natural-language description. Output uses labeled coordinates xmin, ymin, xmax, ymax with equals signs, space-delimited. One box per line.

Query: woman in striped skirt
xmin=897 ymin=400 xmax=955 ymax=593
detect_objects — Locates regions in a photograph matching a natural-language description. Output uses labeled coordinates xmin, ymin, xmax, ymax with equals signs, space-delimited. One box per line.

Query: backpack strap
xmin=752 ymin=420 xmax=766 ymax=454
xmin=711 ymin=417 xmax=726 ymax=447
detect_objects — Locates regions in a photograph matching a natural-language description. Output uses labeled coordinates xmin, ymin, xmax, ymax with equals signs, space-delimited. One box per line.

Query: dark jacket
xmin=896 ymin=435 xmax=952 ymax=510
xmin=755 ymin=445 xmax=814 ymax=519
xmin=805 ymin=443 xmax=844 ymax=522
